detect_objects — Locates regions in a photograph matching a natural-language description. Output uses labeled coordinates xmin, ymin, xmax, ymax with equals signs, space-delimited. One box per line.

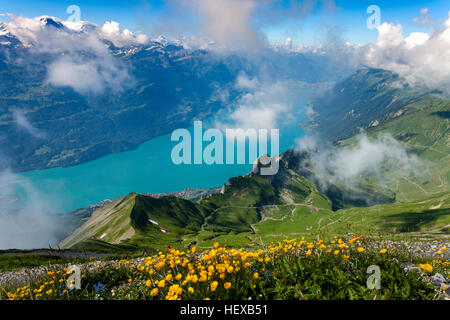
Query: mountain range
xmin=0 ymin=16 xmax=355 ymax=172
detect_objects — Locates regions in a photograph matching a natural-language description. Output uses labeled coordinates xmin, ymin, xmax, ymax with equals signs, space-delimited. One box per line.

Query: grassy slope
xmin=329 ymin=96 xmax=450 ymax=240
xmin=60 ymin=154 xmax=335 ymax=251
xmin=225 ymin=94 xmax=450 ymax=245
xmin=338 ymin=96 xmax=449 ymax=200
xmin=309 ymin=67 xmax=432 ymax=141
xmin=191 ymin=192 xmax=449 ymax=249
xmin=60 ymin=193 xmax=137 ymax=248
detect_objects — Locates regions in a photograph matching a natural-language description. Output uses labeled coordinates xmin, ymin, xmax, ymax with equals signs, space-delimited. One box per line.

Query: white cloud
xmin=101 ymin=21 xmax=148 ymax=47
xmin=235 ymin=72 xmax=259 ymax=90
xmin=181 ymin=0 xmax=264 ymax=50
xmin=267 ymin=9 xmax=450 ymax=95
xmin=0 ymin=169 xmax=63 ymax=249
xmin=1 ymin=14 xmax=139 ymax=95
xmin=12 ymin=110 xmax=46 ymax=138
xmin=44 ymin=30 xmax=132 ymax=96
xmin=43 ymin=37 xmax=132 ymax=95
xmin=158 ymin=0 xmax=336 ymax=51
xmin=365 ymin=11 xmax=450 ymax=95
xmin=404 ymin=32 xmax=430 ymax=49
xmin=0 ymin=13 xmax=42 ymax=45
xmin=215 ymin=73 xmax=294 ymax=132
xmin=47 ymin=58 xmax=106 ymax=95
xmin=296 ymin=134 xmax=426 ymax=189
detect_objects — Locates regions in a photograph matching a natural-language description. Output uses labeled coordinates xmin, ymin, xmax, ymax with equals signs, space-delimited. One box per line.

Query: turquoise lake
xmin=16 ymin=92 xmax=311 ymax=213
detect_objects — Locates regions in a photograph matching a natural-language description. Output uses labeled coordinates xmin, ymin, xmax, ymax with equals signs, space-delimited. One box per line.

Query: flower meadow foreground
xmin=1 ymin=238 xmax=449 ymax=301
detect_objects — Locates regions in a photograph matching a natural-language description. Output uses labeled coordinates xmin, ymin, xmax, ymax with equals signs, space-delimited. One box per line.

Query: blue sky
xmin=1 ymin=0 xmax=449 ymax=45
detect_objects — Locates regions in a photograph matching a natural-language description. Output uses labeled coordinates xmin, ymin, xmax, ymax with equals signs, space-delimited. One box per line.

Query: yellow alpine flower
xmin=210 ymin=281 xmax=218 ymax=292
xmin=419 ymin=264 xmax=433 ymax=273
xmin=158 ymin=280 xmax=166 ymax=288
xmin=150 ymin=288 xmax=159 ymax=296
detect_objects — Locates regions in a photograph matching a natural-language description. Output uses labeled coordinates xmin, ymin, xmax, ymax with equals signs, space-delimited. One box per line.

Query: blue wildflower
xmin=93 ymin=282 xmax=105 ymax=292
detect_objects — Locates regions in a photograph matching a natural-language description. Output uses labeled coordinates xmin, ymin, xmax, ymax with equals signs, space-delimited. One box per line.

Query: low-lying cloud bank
xmin=296 ymin=134 xmax=427 ymax=190
xmin=0 ymin=169 xmax=64 ymax=249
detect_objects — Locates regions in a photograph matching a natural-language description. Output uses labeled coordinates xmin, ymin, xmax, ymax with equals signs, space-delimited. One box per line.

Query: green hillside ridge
xmin=307 ymin=67 xmax=436 ymax=141
xmin=60 ymin=193 xmax=137 ymax=249
xmin=338 ymin=96 xmax=449 ymax=202
xmin=305 ymin=66 xmax=449 ymax=222
xmin=60 ymin=151 xmax=336 ymax=250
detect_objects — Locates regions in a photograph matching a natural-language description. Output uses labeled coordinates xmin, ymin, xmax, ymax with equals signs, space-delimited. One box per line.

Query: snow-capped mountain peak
xmin=38 ymin=16 xmax=66 ymax=29
xmin=0 ymin=22 xmax=8 ymax=36
xmin=0 ymin=14 xmax=151 ymax=49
